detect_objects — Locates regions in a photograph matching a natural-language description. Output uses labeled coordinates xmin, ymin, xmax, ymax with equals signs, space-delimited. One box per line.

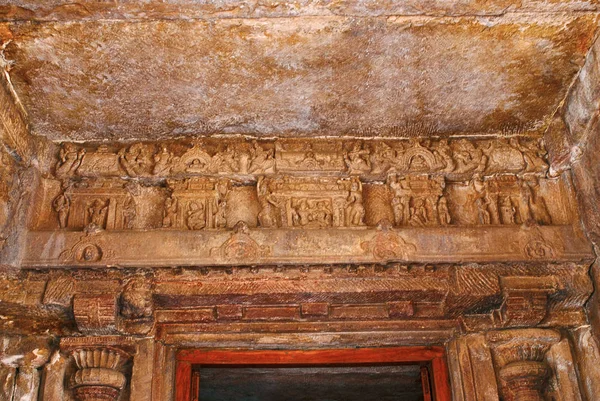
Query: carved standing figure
xmin=475 ymin=197 xmax=491 ymax=225
xmin=214 ymin=199 xmax=227 ymax=229
xmin=53 ymin=193 xmax=70 ymax=229
xmin=122 ymin=195 xmax=137 ymax=229
xmin=346 ymin=178 xmax=365 ymax=226
xmin=499 ymin=196 xmax=517 ymax=225
xmin=524 ymin=179 xmax=552 ymax=225
xmin=87 ymin=199 xmax=109 ymax=229
xmin=162 ymin=197 xmax=178 ymax=228
xmin=437 ymin=196 xmax=451 ymax=225
xmin=257 ymin=177 xmax=283 ymax=228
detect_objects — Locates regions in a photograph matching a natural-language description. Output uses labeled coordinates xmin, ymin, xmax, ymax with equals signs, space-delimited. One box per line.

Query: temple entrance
xmin=175 ymin=347 xmax=451 ymax=401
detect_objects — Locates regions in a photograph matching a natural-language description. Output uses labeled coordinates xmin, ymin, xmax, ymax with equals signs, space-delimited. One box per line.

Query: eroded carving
xmin=210 ymin=222 xmax=271 ymax=262
xmin=361 ymin=222 xmax=417 ymax=260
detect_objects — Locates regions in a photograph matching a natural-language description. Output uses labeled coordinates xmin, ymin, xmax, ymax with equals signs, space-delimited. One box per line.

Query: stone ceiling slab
xmin=0 ymin=0 xmax=598 ymax=21
xmin=1 ymin=13 xmax=598 ymax=141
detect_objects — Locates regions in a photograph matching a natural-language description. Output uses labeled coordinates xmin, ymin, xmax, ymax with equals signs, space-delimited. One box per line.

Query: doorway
xmin=175 ymin=347 xmax=451 ymax=401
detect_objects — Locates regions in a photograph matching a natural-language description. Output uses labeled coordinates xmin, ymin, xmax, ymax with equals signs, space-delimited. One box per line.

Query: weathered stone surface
xmin=1 ymin=14 xmax=597 ymax=141
xmin=0 ymin=0 xmax=598 ymax=21
xmin=0 ymin=1 xmax=597 ymax=399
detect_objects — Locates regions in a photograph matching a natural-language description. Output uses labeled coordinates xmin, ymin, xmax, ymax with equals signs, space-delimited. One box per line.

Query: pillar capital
xmin=486 ymin=329 xmax=560 ymax=401
xmin=69 ymin=347 xmax=130 ymax=401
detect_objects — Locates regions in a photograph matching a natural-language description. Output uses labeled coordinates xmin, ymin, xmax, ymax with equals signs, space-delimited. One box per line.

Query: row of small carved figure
xmin=54 ymin=137 xmax=548 ymax=179
xmin=52 ymin=177 xmax=554 ymax=230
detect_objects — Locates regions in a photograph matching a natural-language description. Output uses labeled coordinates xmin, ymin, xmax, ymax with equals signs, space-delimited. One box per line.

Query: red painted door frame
xmin=175 ymin=346 xmax=452 ymax=401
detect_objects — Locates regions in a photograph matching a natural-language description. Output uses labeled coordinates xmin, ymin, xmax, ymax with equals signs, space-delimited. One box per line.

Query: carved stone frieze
xmin=53 ymin=137 xmax=548 ymax=180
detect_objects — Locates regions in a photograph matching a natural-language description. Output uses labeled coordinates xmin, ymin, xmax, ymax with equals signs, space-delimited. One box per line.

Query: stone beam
xmin=0 ymin=1 xmax=597 ymax=22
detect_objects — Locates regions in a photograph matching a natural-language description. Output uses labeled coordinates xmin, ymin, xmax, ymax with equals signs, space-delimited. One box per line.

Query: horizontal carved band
xmin=54 ymin=137 xmax=547 ymax=180
xmin=23 ymin=225 xmax=592 ymax=267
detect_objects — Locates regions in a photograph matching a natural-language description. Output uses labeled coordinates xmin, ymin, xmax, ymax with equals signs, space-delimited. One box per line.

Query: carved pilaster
xmin=69 ymin=347 xmax=129 ymax=401
xmin=0 ymin=335 xmax=54 ymax=401
xmin=487 ymin=329 xmax=560 ymax=401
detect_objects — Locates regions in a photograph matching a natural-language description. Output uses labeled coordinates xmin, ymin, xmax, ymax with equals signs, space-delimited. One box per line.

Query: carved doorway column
xmin=0 ymin=335 xmax=54 ymax=401
xmin=487 ymin=329 xmax=560 ymax=401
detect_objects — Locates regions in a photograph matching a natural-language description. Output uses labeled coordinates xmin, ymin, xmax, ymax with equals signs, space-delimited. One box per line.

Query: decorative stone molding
xmin=73 ymin=294 xmax=118 ymax=335
xmin=69 ymin=347 xmax=130 ymax=401
xmin=498 ymin=276 xmax=559 ymax=327
xmin=0 ymin=335 xmax=55 ymax=401
xmin=487 ymin=329 xmax=561 ymax=401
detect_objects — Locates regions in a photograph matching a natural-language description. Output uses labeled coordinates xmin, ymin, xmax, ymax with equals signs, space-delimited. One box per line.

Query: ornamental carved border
xmin=23 ymin=135 xmax=592 ymax=268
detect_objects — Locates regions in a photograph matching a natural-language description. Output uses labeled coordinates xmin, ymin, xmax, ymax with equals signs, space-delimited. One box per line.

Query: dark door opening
xmin=197 ymin=364 xmax=428 ymax=401
xmin=176 ymin=348 xmax=450 ymax=401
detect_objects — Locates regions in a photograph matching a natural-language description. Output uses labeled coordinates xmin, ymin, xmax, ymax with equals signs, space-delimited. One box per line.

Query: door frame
xmin=175 ymin=346 xmax=452 ymax=401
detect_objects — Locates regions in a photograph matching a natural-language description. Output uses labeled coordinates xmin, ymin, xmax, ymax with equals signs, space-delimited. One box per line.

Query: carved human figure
xmin=87 ymin=199 xmax=108 ymax=229
xmin=300 ymin=151 xmax=321 ymax=169
xmin=162 ymin=197 xmax=178 ymax=228
xmin=369 ymin=142 xmax=395 ymax=174
xmin=511 ymin=138 xmax=548 ymax=173
xmin=122 ymin=195 xmax=136 ymax=229
xmin=437 ymin=196 xmax=451 ymax=225
xmin=346 ymin=178 xmax=365 ymax=226
xmin=257 ymin=177 xmax=280 ymax=228
xmin=53 ymin=193 xmax=70 ymax=228
xmin=187 ymin=201 xmax=206 ymax=230
xmin=119 ymin=143 xmax=154 ymax=176
xmin=219 ymin=145 xmax=239 ymax=173
xmin=475 ymin=197 xmax=491 ymax=225
xmin=55 ymin=143 xmax=85 ymax=177
xmin=453 ymin=139 xmax=487 ymax=173
xmin=524 ymin=179 xmax=552 ymax=225
xmin=153 ymin=146 xmax=173 ymax=175
xmin=80 ymin=245 xmax=101 ymax=262
xmin=344 ymin=142 xmax=370 ymax=173
xmin=314 ymin=200 xmax=332 ymax=226
xmin=432 ymin=139 xmax=456 ymax=172
xmin=499 ymin=196 xmax=517 ymax=224
xmin=292 ymin=199 xmax=311 ymax=226
xmin=409 ymin=198 xmax=428 ymax=227
xmin=249 ymin=141 xmax=276 ymax=174
xmin=214 ymin=199 xmax=227 ymax=229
